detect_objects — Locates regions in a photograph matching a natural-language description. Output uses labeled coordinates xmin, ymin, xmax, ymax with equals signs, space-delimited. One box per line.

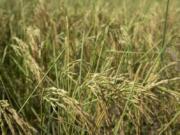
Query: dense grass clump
xmin=0 ymin=0 xmax=180 ymax=134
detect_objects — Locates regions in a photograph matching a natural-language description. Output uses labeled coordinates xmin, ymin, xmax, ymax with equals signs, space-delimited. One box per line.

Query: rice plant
xmin=0 ymin=0 xmax=180 ymax=134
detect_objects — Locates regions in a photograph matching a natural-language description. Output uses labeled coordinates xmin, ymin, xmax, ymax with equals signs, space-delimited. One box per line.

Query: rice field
xmin=0 ymin=0 xmax=180 ymax=134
